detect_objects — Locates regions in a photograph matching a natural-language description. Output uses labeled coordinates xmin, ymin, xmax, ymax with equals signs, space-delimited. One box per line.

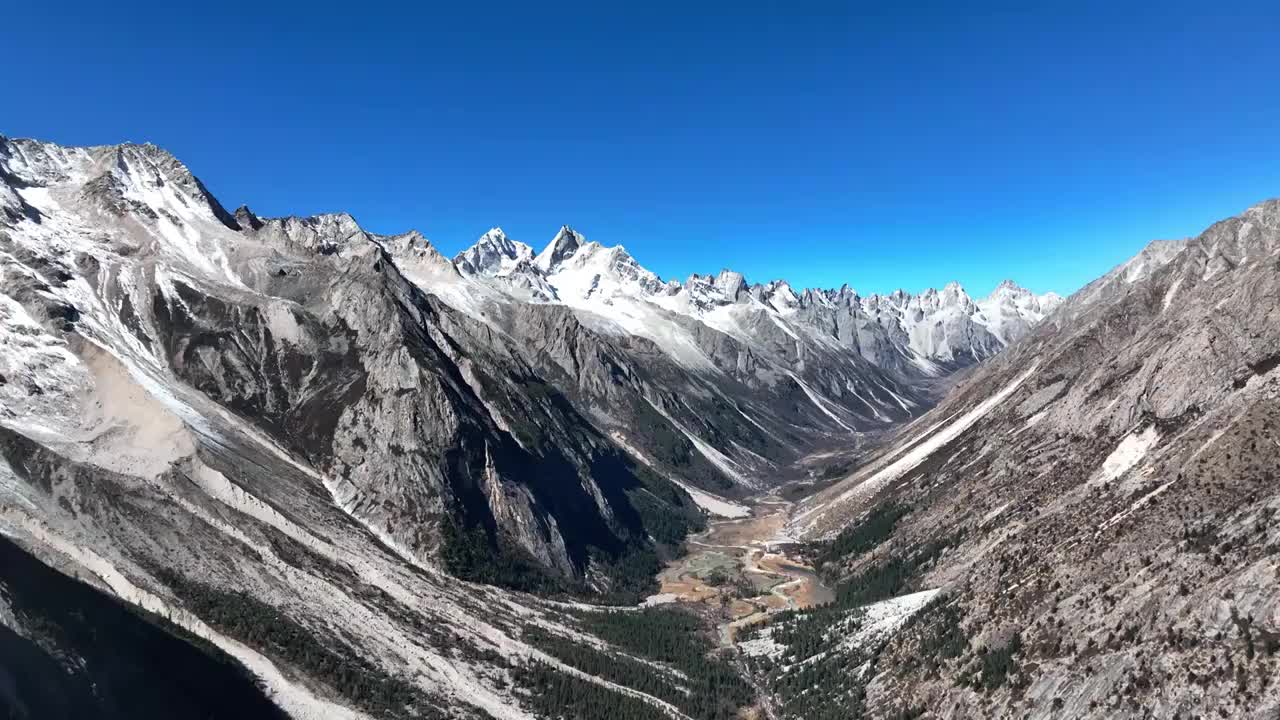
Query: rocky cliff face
xmin=750 ymin=200 xmax=1280 ymax=719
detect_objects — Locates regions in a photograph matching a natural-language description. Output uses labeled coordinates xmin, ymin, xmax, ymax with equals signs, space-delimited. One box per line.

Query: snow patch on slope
xmin=1093 ymin=426 xmax=1160 ymax=485
xmin=643 ymin=400 xmax=754 ymax=487
xmin=787 ymin=372 xmax=857 ymax=432
xmin=672 ymin=479 xmax=750 ymax=519
xmin=0 ymin=290 xmax=90 ymax=437
xmin=610 ymin=430 xmax=746 ymax=516
xmin=840 ymin=589 xmax=941 ymax=652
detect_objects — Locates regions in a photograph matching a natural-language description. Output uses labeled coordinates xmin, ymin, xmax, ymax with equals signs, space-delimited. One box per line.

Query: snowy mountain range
xmin=437 ymin=224 xmax=1062 ymax=377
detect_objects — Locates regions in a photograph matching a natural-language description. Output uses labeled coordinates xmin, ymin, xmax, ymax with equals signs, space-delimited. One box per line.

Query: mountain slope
xmin=0 ymin=534 xmax=288 ymax=720
xmin=750 ymin=199 xmax=1280 ymax=719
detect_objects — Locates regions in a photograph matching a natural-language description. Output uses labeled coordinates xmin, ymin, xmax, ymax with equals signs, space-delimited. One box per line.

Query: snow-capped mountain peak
xmin=534 ymin=224 xmax=586 ymax=272
xmin=980 ymin=279 xmax=1062 ymax=310
xmin=714 ymin=269 xmax=748 ymax=301
xmin=233 ymin=204 xmax=264 ymax=230
xmin=759 ymin=280 xmax=801 ymax=313
xmin=454 ymin=226 xmax=535 ymax=277
xmin=543 ymin=239 xmax=668 ymax=303
xmin=974 ymin=280 xmax=1064 ymax=344
xmin=936 ymin=281 xmax=973 ymax=307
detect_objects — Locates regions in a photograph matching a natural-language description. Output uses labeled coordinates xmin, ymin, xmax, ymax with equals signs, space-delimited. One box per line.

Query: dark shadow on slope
xmin=0 ymin=536 xmax=286 ymax=720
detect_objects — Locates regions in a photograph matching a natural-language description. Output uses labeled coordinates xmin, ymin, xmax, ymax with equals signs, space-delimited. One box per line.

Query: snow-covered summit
xmin=974 ymin=280 xmax=1064 ymax=345
xmin=534 ymin=225 xmax=586 ymax=272
xmin=454 ymin=227 xmax=535 ymax=277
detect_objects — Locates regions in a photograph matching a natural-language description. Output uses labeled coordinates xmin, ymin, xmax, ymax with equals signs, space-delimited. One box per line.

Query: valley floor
xmin=646 ymin=496 xmax=836 ymax=647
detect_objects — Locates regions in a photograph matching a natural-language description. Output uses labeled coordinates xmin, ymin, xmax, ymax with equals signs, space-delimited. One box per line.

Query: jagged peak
xmin=384 ymin=228 xmax=428 ymax=247
xmin=760 ymin=280 xmax=800 ymax=310
xmin=3 ymin=137 xmax=170 ymax=186
xmin=383 ymin=230 xmax=462 ymax=282
xmin=555 ymin=224 xmax=583 ymax=240
xmin=980 ymin=281 xmax=1064 ymax=322
xmin=535 ymin=225 xmax=585 ymax=271
xmin=458 ymin=226 xmax=529 ymax=253
xmin=677 ymin=268 xmax=748 ymax=305
xmin=455 ymin=226 xmax=536 ymax=277
xmin=385 ymin=229 xmax=445 ymax=258
xmin=294 ymin=211 xmax=361 ymax=228
xmin=233 ymin=204 xmax=263 ymax=231
xmin=105 ymin=143 xmax=203 ymax=194
xmin=82 ymin=141 xmax=241 ymax=230
xmin=606 ymin=243 xmax=637 ymax=262
xmin=579 ymin=241 xmax=655 ymax=278
xmin=1 ymin=136 xmax=240 ymax=231
xmin=714 ymin=269 xmax=747 ymax=300
xmin=111 ymin=141 xmax=180 ymax=164
xmin=248 ymin=211 xmax=369 ymax=255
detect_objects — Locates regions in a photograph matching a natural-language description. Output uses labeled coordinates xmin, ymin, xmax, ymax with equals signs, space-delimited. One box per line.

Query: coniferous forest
xmin=517 ymin=606 xmax=752 ymax=720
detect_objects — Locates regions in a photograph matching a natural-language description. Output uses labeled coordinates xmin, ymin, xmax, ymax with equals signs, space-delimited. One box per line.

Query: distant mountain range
xmin=440 ymin=222 xmax=1061 ymax=377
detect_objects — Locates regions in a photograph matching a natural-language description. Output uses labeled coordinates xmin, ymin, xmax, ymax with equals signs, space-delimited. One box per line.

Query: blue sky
xmin=4 ymin=1 xmax=1279 ymax=296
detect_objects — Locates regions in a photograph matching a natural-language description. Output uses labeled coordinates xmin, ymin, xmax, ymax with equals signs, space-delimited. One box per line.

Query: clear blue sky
xmin=4 ymin=1 xmax=1279 ymax=296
